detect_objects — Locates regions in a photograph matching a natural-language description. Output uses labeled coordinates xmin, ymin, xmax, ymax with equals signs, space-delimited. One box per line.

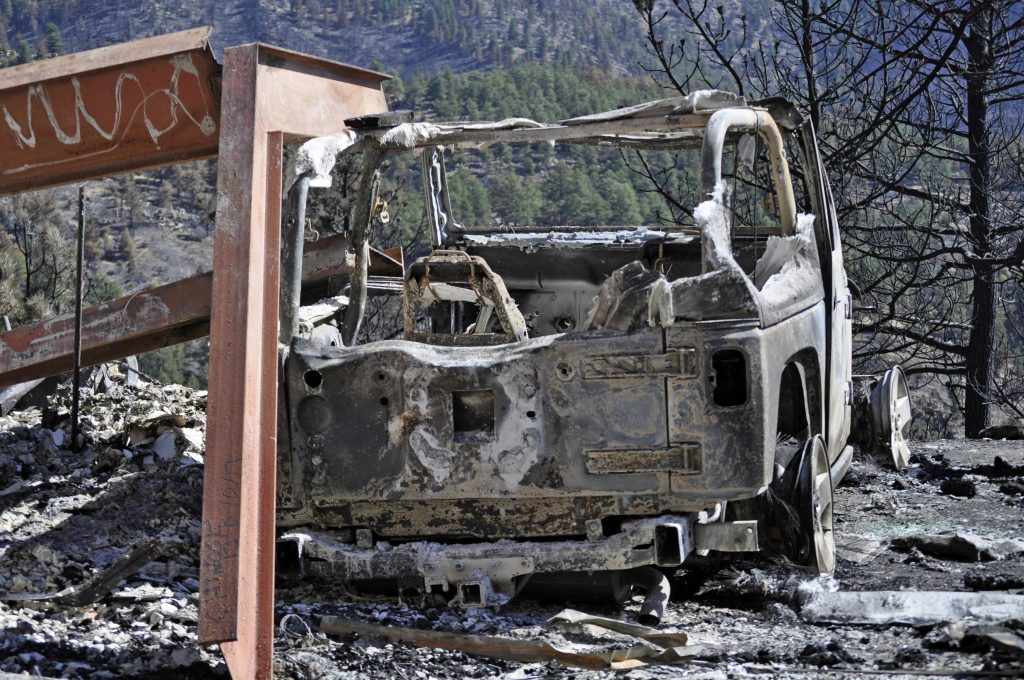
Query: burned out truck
xmin=274 ymin=91 xmax=912 ymax=616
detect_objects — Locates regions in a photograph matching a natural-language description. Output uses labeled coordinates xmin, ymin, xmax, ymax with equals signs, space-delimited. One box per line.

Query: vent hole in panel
xmin=452 ymin=389 xmax=495 ymax=442
xmin=304 ymin=369 xmax=323 ymax=389
xmin=711 ymin=350 xmax=747 ymax=406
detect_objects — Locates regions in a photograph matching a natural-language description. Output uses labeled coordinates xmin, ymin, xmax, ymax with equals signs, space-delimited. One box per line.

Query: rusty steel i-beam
xmin=199 ymin=42 xmax=388 ymax=680
xmin=0 ymin=28 xmax=390 ymax=680
xmin=0 ymin=27 xmax=221 ymax=193
xmin=0 ymin=232 xmax=400 ymax=387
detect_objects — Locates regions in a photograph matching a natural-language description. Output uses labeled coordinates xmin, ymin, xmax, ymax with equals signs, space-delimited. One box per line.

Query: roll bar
xmin=699 ymin=108 xmax=797 ymax=235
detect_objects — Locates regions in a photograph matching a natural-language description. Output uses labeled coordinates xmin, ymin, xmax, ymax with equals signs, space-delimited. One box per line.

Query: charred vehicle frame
xmin=272 ymin=93 xmax=911 ymax=616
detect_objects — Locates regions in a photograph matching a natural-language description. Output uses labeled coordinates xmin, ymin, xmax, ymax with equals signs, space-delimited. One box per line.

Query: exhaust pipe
xmin=623 ymin=566 xmax=671 ymax=626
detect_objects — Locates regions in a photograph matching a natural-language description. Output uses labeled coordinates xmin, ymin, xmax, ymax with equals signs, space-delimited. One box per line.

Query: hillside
xmin=1 ymin=0 xmax=655 ymax=77
xmin=6 ymin=2 xmax=1013 ymax=438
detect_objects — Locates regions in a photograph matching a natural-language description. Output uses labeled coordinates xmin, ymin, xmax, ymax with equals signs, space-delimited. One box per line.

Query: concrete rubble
xmin=0 ymin=374 xmax=214 ymax=678
xmin=800 ymin=590 xmax=1024 ymax=626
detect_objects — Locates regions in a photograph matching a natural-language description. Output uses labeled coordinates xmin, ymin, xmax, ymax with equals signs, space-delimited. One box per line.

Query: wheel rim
xmin=800 ymin=436 xmax=835 ymax=576
xmin=879 ymin=366 xmax=912 ymax=469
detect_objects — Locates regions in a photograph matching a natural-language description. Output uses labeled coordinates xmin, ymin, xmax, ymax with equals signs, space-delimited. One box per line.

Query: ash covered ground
xmin=0 ymin=376 xmax=1021 ymax=679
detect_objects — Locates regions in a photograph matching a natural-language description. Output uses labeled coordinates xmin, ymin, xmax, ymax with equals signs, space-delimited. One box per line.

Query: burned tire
xmin=795 ymin=435 xmax=835 ymax=576
xmin=728 ymin=433 xmax=803 ymax=560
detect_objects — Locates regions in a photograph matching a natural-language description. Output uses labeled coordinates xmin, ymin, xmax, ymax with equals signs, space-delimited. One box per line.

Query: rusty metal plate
xmin=585 ymin=445 xmax=702 ymax=475
xmin=0 ymin=273 xmax=212 ymax=386
xmin=254 ymin=45 xmax=390 ymax=139
xmin=0 ymin=27 xmax=220 ymax=194
xmin=581 ymin=349 xmax=698 ymax=379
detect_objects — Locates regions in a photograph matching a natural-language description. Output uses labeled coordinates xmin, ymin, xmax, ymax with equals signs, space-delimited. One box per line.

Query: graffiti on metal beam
xmin=2 ymin=54 xmax=217 ymax=177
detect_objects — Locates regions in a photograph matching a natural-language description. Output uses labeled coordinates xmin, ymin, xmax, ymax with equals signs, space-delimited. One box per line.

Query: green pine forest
xmin=379 ymin=63 xmax=683 ymax=232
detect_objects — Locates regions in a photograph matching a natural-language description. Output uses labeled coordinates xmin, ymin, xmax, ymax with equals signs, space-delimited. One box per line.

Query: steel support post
xmin=198 ymin=43 xmax=388 ymax=680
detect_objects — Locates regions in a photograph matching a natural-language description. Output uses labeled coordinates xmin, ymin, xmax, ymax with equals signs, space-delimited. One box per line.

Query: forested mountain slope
xmin=0 ymin=4 xmax=674 ymax=384
xmin=0 ymin=0 xmax=654 ymax=77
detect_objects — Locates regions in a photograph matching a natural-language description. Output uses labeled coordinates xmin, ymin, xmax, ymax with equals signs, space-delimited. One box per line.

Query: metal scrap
xmin=891 ymin=533 xmax=1024 ymax=562
xmin=0 ymin=538 xmax=163 ymax=607
xmin=835 ymin=534 xmax=887 ymax=564
xmin=929 ymin=622 xmax=1024 ymax=657
xmin=546 ymin=608 xmax=690 ymax=647
xmin=319 ymin=609 xmax=701 ymax=670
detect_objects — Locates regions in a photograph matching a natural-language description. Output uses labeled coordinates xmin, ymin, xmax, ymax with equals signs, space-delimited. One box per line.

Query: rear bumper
xmin=279 ymin=514 xmax=700 ymax=606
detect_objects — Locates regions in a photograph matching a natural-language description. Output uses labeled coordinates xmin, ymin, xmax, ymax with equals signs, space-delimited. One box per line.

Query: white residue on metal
xmin=286 ymin=130 xmax=357 ymax=191
xmin=463 ymin=229 xmax=689 ymax=253
xmin=450 ymin=117 xmax=545 ymax=130
xmin=487 ymin=425 xmax=541 ymax=489
xmin=683 ymin=89 xmax=745 ymax=113
xmin=647 ymin=277 xmax=675 ymax=327
xmin=693 ymin=182 xmax=741 ymax=273
xmin=373 ymin=122 xmax=443 ymax=148
xmin=298 ymin=295 xmax=350 ymax=326
xmin=758 ymin=213 xmax=818 ymax=307
xmin=690 ymin=187 xmax=819 ymax=313
xmin=401 ymin=385 xmax=454 ymax=485
xmin=398 ymin=358 xmax=541 ymax=491
xmin=408 ymin=426 xmax=455 ymax=485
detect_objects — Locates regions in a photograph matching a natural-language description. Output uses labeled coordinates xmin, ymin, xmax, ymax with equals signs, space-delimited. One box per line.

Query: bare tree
xmin=0 ymin=191 xmax=76 ymax=324
xmin=633 ymin=0 xmax=1024 ymax=434
xmin=821 ymin=0 xmax=1024 ymax=435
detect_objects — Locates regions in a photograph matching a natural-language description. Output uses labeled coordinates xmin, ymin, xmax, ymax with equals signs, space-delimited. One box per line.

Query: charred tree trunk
xmin=799 ymin=0 xmax=820 ymax=134
xmin=964 ymin=2 xmax=995 ymax=437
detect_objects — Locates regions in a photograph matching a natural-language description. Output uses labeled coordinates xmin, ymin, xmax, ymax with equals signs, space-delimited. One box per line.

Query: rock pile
xmin=0 ymin=373 xmax=220 ymax=678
